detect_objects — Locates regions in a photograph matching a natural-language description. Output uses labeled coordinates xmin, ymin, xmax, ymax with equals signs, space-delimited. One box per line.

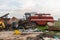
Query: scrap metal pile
xmin=0 ymin=13 xmax=54 ymax=31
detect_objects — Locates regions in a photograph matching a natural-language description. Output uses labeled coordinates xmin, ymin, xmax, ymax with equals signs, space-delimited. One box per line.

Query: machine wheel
xmin=25 ymin=22 xmax=37 ymax=29
xmin=31 ymin=22 xmax=37 ymax=28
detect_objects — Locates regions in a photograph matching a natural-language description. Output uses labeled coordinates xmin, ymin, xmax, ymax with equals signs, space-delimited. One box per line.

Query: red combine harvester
xmin=25 ymin=13 xmax=54 ymax=25
xmin=19 ymin=12 xmax=54 ymax=29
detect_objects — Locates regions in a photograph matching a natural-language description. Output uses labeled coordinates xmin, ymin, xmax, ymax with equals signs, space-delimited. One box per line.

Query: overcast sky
xmin=0 ymin=0 xmax=60 ymax=20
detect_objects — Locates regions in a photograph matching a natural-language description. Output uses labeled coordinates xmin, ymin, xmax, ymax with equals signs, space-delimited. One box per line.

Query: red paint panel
xmin=36 ymin=21 xmax=46 ymax=25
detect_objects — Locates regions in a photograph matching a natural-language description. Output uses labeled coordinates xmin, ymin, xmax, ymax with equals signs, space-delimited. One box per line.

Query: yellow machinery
xmin=14 ymin=30 xmax=21 ymax=35
xmin=0 ymin=21 xmax=5 ymax=28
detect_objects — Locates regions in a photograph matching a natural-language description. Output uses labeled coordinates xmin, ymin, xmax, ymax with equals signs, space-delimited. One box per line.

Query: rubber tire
xmin=31 ymin=22 xmax=37 ymax=28
xmin=24 ymin=22 xmax=37 ymax=29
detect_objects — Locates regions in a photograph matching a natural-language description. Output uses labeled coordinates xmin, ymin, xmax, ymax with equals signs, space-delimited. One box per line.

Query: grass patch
xmin=37 ymin=26 xmax=48 ymax=31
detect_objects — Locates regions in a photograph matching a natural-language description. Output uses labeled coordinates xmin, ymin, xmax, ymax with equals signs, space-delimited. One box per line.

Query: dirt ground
xmin=0 ymin=31 xmax=41 ymax=40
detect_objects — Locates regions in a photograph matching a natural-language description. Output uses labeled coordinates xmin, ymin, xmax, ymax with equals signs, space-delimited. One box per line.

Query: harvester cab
xmin=24 ymin=13 xmax=38 ymax=29
xmin=25 ymin=13 xmax=31 ymax=20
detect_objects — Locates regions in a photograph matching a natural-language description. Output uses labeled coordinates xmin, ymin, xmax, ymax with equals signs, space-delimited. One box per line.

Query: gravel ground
xmin=0 ymin=31 xmax=40 ymax=40
xmin=0 ymin=31 xmax=60 ymax=40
